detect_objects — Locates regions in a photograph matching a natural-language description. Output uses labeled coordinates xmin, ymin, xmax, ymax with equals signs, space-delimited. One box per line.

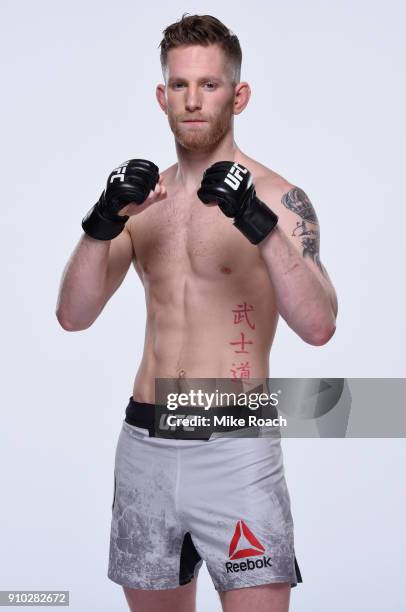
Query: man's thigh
xmin=183 ymin=437 xmax=302 ymax=593
xmin=219 ymin=582 xmax=291 ymax=612
xmin=123 ymin=577 xmax=197 ymax=612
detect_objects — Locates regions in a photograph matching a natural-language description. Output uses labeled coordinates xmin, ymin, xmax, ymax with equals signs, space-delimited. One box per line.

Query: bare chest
xmin=128 ymin=195 xmax=261 ymax=279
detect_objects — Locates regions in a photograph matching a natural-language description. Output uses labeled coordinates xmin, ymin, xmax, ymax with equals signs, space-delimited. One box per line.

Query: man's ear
xmin=156 ymin=84 xmax=167 ymax=115
xmin=233 ymin=82 xmax=251 ymax=115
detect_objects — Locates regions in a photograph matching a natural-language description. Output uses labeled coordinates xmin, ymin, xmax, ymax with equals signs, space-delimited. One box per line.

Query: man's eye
xmin=172 ymin=82 xmax=217 ymax=90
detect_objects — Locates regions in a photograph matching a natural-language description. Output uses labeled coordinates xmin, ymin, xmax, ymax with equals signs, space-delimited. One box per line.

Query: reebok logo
xmin=224 ymin=163 xmax=248 ymax=191
xmin=229 ymin=519 xmax=265 ymax=559
xmin=225 ymin=520 xmax=272 ymax=573
xmin=226 ymin=556 xmax=272 ymax=573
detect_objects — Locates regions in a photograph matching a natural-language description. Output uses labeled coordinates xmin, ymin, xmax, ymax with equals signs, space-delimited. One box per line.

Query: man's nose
xmin=184 ymin=85 xmax=202 ymax=112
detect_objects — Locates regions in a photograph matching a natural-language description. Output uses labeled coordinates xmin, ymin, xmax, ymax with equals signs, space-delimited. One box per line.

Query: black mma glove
xmin=82 ymin=159 xmax=159 ymax=240
xmin=197 ymin=161 xmax=278 ymax=245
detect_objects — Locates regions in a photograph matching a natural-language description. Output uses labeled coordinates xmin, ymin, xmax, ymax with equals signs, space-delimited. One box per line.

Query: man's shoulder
xmin=242 ymin=156 xmax=295 ymax=199
xmin=159 ymin=162 xmax=177 ymax=180
xmin=238 ymin=156 xmax=305 ymax=219
xmin=246 ymin=159 xmax=293 ymax=190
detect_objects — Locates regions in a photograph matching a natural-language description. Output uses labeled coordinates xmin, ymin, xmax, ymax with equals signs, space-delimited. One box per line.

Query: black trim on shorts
xmin=294 ymin=555 xmax=303 ymax=584
xmin=179 ymin=532 xmax=202 ymax=585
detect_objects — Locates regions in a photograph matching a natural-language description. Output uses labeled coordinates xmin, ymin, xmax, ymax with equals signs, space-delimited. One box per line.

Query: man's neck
xmin=174 ymin=132 xmax=241 ymax=194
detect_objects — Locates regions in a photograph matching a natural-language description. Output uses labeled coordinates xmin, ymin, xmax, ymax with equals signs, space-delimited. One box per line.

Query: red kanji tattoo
xmin=230 ymin=361 xmax=251 ymax=379
xmin=232 ymin=302 xmax=255 ymax=330
xmin=229 ymin=332 xmax=253 ymax=354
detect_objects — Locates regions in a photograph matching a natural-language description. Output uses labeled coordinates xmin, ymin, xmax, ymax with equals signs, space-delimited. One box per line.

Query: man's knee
xmin=219 ymin=581 xmax=291 ymax=612
xmin=123 ymin=577 xmax=197 ymax=612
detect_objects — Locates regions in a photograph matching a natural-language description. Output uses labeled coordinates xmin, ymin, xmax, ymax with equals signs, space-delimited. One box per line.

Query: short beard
xmin=168 ymin=99 xmax=234 ymax=152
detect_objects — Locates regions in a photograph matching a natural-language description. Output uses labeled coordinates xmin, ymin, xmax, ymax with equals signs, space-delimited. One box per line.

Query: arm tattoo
xmin=281 ymin=187 xmax=326 ymax=275
xmin=281 ymin=187 xmax=318 ymax=223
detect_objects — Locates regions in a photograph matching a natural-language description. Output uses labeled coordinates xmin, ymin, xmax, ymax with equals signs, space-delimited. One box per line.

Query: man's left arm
xmin=256 ymin=178 xmax=337 ymax=346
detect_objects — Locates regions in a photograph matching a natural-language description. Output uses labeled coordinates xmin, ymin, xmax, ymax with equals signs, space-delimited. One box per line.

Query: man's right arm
xmin=55 ymin=158 xmax=164 ymax=331
xmin=55 ymin=227 xmax=133 ymax=331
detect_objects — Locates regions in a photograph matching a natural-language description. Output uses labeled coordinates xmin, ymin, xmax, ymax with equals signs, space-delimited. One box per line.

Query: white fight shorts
xmin=107 ymin=399 xmax=302 ymax=591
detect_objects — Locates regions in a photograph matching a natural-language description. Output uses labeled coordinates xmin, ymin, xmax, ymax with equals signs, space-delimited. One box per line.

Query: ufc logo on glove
xmin=224 ymin=163 xmax=249 ymax=190
xmin=109 ymin=162 xmax=129 ymax=184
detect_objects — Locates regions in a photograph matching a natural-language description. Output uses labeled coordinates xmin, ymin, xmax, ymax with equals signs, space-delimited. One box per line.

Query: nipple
xmin=220 ymin=265 xmax=232 ymax=275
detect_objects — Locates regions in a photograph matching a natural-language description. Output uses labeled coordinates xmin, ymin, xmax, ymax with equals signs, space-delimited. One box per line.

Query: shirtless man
xmin=56 ymin=14 xmax=337 ymax=612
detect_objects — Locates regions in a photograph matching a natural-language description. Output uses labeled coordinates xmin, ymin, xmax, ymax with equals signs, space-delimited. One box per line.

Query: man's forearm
xmin=56 ymin=234 xmax=110 ymax=331
xmin=259 ymin=226 xmax=336 ymax=345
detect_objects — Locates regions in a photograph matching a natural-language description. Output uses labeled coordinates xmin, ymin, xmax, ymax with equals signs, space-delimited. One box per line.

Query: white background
xmin=1 ymin=1 xmax=405 ymax=610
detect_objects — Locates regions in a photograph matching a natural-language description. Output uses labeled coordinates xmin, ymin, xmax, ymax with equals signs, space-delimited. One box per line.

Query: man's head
xmin=156 ymin=14 xmax=250 ymax=152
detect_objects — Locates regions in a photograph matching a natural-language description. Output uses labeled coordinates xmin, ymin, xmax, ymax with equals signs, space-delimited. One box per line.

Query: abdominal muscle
xmin=131 ymin=254 xmax=279 ymax=403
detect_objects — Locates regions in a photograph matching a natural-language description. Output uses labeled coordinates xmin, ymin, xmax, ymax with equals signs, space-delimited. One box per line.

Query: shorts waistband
xmin=124 ymin=397 xmax=257 ymax=440
xmin=124 ymin=398 xmax=164 ymax=437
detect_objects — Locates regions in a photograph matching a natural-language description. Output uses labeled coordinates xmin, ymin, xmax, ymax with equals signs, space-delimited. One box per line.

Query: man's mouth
xmin=181 ymin=121 xmax=208 ymax=128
